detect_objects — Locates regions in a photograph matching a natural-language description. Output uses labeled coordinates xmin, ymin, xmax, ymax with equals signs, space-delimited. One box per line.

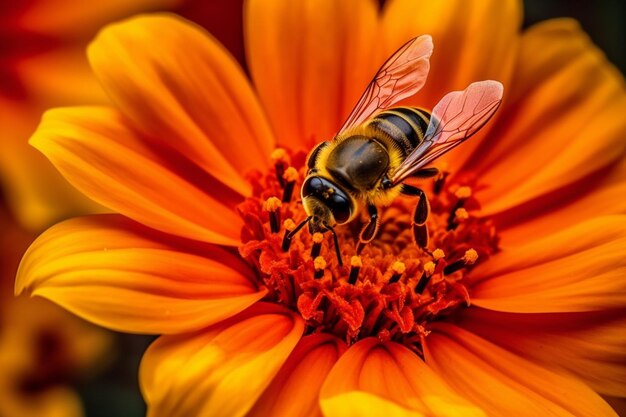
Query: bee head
xmin=301 ymin=176 xmax=353 ymax=233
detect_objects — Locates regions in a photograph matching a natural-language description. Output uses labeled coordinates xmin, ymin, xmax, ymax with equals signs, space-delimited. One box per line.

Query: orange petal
xmin=31 ymin=106 xmax=243 ymax=245
xmin=320 ymin=338 xmax=485 ymax=417
xmin=88 ymin=14 xmax=275 ymax=196
xmin=140 ymin=303 xmax=304 ymax=417
xmin=381 ymin=0 xmax=521 ymax=169
xmin=471 ymin=19 xmax=626 ymax=216
xmin=460 ymin=308 xmax=626 ymax=397
xmin=470 ymin=215 xmax=626 ymax=313
xmin=497 ymin=159 xmax=626 ymax=246
xmin=16 ymin=214 xmax=265 ymax=334
xmin=246 ymin=0 xmax=379 ymax=151
xmin=247 ymin=334 xmax=346 ymax=417
xmin=426 ymin=323 xmax=617 ymax=417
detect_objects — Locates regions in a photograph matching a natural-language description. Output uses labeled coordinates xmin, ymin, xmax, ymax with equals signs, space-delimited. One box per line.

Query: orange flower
xmin=17 ymin=0 xmax=626 ymax=416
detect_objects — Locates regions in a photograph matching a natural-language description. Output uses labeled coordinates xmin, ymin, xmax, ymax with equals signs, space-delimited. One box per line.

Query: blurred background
xmin=0 ymin=0 xmax=624 ymax=416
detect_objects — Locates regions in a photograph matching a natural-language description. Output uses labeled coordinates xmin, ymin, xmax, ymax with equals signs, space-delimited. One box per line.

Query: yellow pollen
xmin=432 ymin=248 xmax=445 ymax=261
xmin=283 ymin=218 xmax=296 ymax=232
xmin=271 ymin=148 xmax=290 ymax=165
xmin=455 ymin=186 xmax=472 ymax=199
xmin=455 ymin=208 xmax=469 ymax=220
xmin=463 ymin=249 xmax=479 ymax=264
xmin=423 ymin=261 xmax=436 ymax=276
xmin=283 ymin=167 xmax=299 ymax=182
xmin=350 ymin=255 xmax=363 ymax=268
xmin=314 ymin=256 xmax=327 ymax=271
xmin=391 ymin=261 xmax=406 ymax=274
xmin=263 ymin=197 xmax=282 ymax=212
xmin=312 ymin=232 xmax=324 ymax=244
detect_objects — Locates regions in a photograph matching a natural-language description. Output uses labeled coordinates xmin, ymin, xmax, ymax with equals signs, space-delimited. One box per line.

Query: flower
xmin=1 ymin=203 xmax=112 ymax=417
xmin=17 ymin=0 xmax=626 ymax=416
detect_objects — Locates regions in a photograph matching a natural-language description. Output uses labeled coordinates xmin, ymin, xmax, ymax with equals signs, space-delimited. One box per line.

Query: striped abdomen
xmin=366 ymin=107 xmax=431 ymax=156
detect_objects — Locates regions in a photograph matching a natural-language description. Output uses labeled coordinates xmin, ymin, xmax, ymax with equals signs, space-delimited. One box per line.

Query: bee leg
xmin=401 ymin=184 xmax=430 ymax=249
xmin=412 ymin=167 xmax=439 ymax=179
xmin=357 ymin=205 xmax=379 ymax=254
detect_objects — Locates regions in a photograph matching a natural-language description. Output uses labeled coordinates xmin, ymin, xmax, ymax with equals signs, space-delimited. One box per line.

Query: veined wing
xmin=336 ymin=35 xmax=433 ymax=135
xmin=391 ymin=80 xmax=503 ymax=184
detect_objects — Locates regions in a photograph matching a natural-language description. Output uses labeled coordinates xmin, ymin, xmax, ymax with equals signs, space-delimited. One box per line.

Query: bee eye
xmin=302 ymin=176 xmax=352 ymax=224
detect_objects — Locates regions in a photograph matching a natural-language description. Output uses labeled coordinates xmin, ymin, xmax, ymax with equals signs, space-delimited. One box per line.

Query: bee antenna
xmin=287 ymin=216 xmax=312 ymax=239
xmin=324 ymin=223 xmax=343 ymax=267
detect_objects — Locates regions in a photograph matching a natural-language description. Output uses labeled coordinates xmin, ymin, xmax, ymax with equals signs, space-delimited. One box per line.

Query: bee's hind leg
xmin=401 ymin=184 xmax=430 ymax=249
xmin=356 ymin=204 xmax=379 ymax=254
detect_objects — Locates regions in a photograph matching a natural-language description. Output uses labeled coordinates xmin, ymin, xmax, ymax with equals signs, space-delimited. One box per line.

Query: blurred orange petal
xmin=246 ymin=0 xmax=379 ymax=151
xmin=16 ymin=214 xmax=265 ymax=334
xmin=459 ymin=308 xmax=626 ymax=398
xmin=88 ymin=14 xmax=274 ymax=196
xmin=140 ymin=303 xmax=303 ymax=417
xmin=472 ymin=19 xmax=626 ymax=216
xmin=320 ymin=338 xmax=485 ymax=417
xmin=31 ymin=106 xmax=242 ymax=245
xmin=247 ymin=334 xmax=345 ymax=417
xmin=471 ymin=216 xmax=626 ymax=313
xmin=426 ymin=323 xmax=616 ymax=417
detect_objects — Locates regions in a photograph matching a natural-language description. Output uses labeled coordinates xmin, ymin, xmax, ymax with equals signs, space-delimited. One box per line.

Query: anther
xmin=454 ymin=186 xmax=472 ymax=200
xmin=433 ymin=170 xmax=449 ymax=195
xmin=313 ymin=256 xmax=326 ymax=279
xmin=348 ymin=256 xmax=362 ymax=285
xmin=282 ymin=167 xmax=299 ymax=203
xmin=443 ymin=248 xmax=479 ymax=275
xmin=414 ymin=261 xmax=436 ymax=294
xmin=281 ymin=218 xmax=296 ymax=251
xmin=388 ymin=261 xmax=406 ymax=284
xmin=263 ymin=197 xmax=282 ymax=233
xmin=271 ymin=148 xmax=290 ymax=188
xmin=432 ymin=248 xmax=445 ymax=261
xmin=311 ymin=232 xmax=324 ymax=258
xmin=448 ymin=207 xmax=469 ymax=231
xmin=448 ymin=186 xmax=472 ymax=227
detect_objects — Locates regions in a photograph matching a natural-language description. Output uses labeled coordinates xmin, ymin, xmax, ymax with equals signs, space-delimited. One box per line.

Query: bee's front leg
xmin=357 ymin=204 xmax=379 ymax=254
xmin=401 ymin=184 xmax=430 ymax=249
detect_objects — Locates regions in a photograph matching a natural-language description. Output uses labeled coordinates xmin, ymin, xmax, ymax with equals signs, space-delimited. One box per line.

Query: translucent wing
xmin=336 ymin=35 xmax=433 ymax=135
xmin=392 ymin=80 xmax=503 ymax=184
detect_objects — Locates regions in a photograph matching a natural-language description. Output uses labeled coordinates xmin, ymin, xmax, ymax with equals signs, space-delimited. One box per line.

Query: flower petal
xmin=16 ymin=214 xmax=265 ymax=334
xmin=246 ymin=0 xmax=379 ymax=151
xmin=320 ymin=338 xmax=485 ymax=417
xmin=381 ymin=0 xmax=520 ymax=169
xmin=247 ymin=334 xmax=346 ymax=417
xmin=472 ymin=19 xmax=626 ymax=216
xmin=470 ymin=215 xmax=626 ymax=313
xmin=88 ymin=14 xmax=275 ymax=196
xmin=460 ymin=308 xmax=626 ymax=397
xmin=30 ymin=106 xmax=243 ymax=245
xmin=426 ymin=323 xmax=617 ymax=417
xmin=140 ymin=303 xmax=304 ymax=417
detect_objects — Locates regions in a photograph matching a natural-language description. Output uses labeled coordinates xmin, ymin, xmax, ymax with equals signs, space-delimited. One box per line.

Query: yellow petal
xmin=16 ymin=214 xmax=265 ymax=334
xmin=88 ymin=14 xmax=275 ymax=196
xmin=460 ymin=308 xmax=626 ymax=397
xmin=31 ymin=106 xmax=243 ymax=245
xmin=140 ymin=303 xmax=304 ymax=417
xmin=472 ymin=19 xmax=626 ymax=215
xmin=426 ymin=323 xmax=617 ymax=417
xmin=248 ymin=334 xmax=346 ymax=417
xmin=470 ymin=215 xmax=626 ymax=313
xmin=320 ymin=338 xmax=485 ymax=417
xmin=246 ymin=0 xmax=379 ymax=151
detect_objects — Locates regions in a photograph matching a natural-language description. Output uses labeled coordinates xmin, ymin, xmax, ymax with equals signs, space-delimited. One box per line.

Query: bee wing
xmin=391 ymin=80 xmax=503 ymax=185
xmin=336 ymin=35 xmax=433 ymax=135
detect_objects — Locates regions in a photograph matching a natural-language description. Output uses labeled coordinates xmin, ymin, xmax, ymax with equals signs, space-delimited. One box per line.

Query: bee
xmin=293 ymin=35 xmax=503 ymax=265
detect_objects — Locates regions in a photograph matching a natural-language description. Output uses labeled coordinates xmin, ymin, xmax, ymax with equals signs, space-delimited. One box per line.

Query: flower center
xmin=238 ymin=150 xmax=499 ymax=354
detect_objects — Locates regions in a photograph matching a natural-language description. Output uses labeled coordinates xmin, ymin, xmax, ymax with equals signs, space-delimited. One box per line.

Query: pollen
xmin=238 ymin=151 xmax=499 ymax=353
xmin=463 ymin=248 xmax=479 ymax=264
xmin=454 ymin=186 xmax=472 ymax=199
